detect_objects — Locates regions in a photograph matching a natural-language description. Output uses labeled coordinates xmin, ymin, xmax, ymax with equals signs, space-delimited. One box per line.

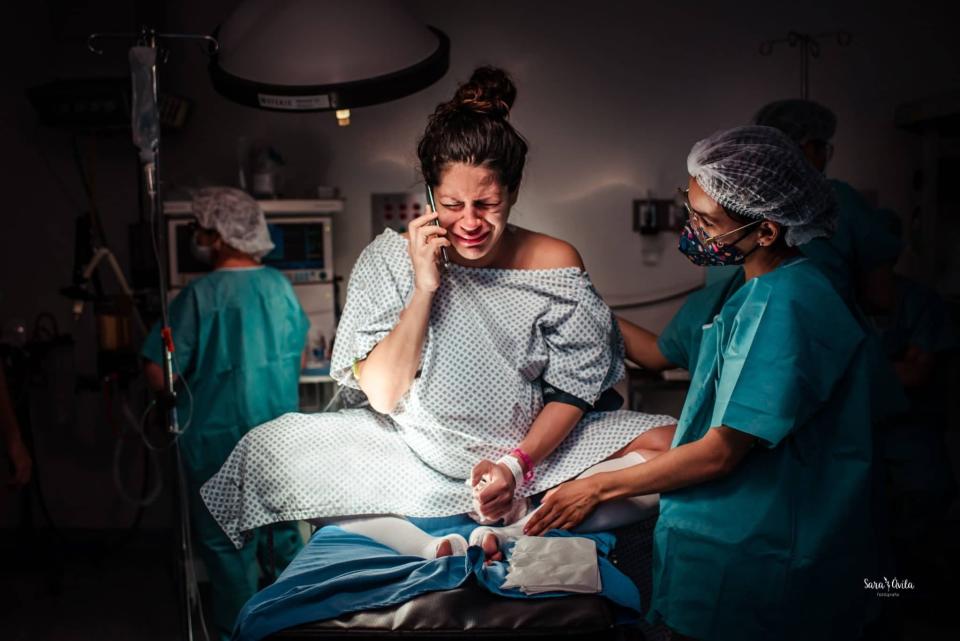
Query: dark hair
xmin=417 ymin=66 xmax=528 ymax=192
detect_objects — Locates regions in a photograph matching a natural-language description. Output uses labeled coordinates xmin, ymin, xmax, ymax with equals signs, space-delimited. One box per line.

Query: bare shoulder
xmin=511 ymin=227 xmax=585 ymax=270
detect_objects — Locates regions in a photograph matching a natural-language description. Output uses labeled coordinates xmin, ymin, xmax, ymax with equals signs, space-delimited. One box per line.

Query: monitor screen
xmin=263 ymin=222 xmax=326 ymax=270
xmin=167 ymin=213 xmax=332 ymax=287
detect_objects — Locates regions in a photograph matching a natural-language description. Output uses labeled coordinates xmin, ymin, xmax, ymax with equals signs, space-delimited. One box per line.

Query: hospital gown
xmin=202 ymin=229 xmax=674 ymax=548
xmin=649 ymin=257 xmax=877 ymax=641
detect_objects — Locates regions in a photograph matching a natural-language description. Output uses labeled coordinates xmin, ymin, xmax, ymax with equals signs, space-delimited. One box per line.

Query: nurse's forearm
xmin=616 ymin=316 xmax=673 ymax=371
xmin=595 ymin=426 xmax=755 ymax=500
xmin=357 ymin=289 xmax=433 ymax=414
xmin=517 ymin=402 xmax=585 ymax=466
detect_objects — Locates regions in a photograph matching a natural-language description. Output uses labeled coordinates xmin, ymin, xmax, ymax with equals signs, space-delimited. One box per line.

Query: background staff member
xmin=142 ymin=187 xmax=308 ymax=641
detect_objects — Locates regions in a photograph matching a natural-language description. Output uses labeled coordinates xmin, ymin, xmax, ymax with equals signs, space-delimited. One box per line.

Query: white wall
xmin=158 ymin=0 xmax=959 ymax=330
xmin=1 ymin=0 xmax=957 ymax=527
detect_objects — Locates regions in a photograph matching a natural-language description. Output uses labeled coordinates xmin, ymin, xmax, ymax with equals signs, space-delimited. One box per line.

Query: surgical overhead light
xmin=209 ymin=0 xmax=450 ymax=124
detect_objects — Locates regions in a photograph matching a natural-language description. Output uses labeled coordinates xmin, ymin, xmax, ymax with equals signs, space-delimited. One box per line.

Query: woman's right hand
xmin=470 ymin=459 xmax=517 ymax=522
xmin=408 ymin=207 xmax=450 ymax=293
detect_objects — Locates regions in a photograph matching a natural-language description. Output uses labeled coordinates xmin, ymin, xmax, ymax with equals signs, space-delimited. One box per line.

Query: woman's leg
xmin=325 ymin=516 xmax=468 ymax=559
xmin=609 ymin=424 xmax=677 ymax=460
xmin=574 ymin=451 xmax=659 ymax=532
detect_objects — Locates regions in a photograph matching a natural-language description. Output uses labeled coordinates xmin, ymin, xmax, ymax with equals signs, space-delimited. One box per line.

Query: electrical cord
xmin=170 ymin=349 xmax=195 ymax=436
xmin=3 ymin=328 xmax=156 ymax=559
xmin=142 ymin=123 xmax=208 ymax=641
xmin=113 ymin=399 xmax=163 ymax=506
xmin=608 ymin=283 xmax=704 ymax=310
xmin=175 ymin=442 xmax=212 ymax=641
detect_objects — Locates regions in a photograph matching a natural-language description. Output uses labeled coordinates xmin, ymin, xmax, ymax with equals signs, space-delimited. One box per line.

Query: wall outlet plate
xmin=633 ymin=198 xmax=683 ymax=235
xmin=371 ymin=193 xmax=426 ymax=237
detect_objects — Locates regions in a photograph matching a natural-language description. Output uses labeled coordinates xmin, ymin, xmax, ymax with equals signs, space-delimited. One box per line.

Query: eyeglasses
xmin=677 ymin=188 xmax=761 ymax=247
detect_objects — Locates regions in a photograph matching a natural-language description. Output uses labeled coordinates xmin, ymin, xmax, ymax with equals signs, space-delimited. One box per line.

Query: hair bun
xmin=451 ymin=66 xmax=517 ymax=119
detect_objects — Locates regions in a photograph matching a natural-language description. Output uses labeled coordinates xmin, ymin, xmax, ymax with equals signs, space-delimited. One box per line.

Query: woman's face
xmin=434 ymin=163 xmax=516 ymax=265
xmin=686 ymin=177 xmax=759 ymax=253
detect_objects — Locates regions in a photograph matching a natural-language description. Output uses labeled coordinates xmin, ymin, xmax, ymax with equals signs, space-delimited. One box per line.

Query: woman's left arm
xmin=472 ymin=402 xmax=584 ymax=520
xmin=524 ymin=425 xmax=756 ymax=534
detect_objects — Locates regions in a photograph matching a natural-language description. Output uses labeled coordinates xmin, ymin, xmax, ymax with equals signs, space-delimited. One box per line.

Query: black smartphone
xmin=426 ymin=184 xmax=449 ymax=267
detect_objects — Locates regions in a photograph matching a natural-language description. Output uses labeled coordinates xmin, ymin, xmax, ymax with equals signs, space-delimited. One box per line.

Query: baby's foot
xmin=481 ymin=532 xmax=503 ymax=565
xmin=469 ymin=527 xmax=504 ymax=565
xmin=427 ymin=533 xmax=468 ymax=559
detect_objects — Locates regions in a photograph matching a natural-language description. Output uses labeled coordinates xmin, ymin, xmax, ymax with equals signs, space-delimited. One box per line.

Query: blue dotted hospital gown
xmin=201 ymin=229 xmax=675 ymax=547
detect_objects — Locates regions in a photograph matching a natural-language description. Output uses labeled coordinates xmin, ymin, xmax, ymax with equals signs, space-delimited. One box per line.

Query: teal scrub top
xmin=799 ymin=179 xmax=904 ymax=303
xmin=657 ymin=269 xmax=743 ymax=376
xmin=142 ymin=267 xmax=309 ymax=479
xmin=706 ymin=179 xmax=905 ymax=305
xmin=649 ymin=258 xmax=877 ymax=641
xmin=876 ymin=275 xmax=957 ymax=422
xmin=876 ymin=275 xmax=956 ymax=359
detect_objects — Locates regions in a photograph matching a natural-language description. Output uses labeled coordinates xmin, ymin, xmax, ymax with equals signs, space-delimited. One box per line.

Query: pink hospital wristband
xmin=511 ymin=448 xmax=535 ymax=483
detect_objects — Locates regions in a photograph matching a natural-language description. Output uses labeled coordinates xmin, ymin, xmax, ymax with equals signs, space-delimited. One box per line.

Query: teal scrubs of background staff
xmin=142 ymin=187 xmax=308 ymax=641
xmin=753 ymin=98 xmax=905 ymax=311
xmin=868 ymin=209 xmax=957 ymax=551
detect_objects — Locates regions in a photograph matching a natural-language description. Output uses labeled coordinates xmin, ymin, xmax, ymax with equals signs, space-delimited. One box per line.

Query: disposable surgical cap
xmin=687 ymin=125 xmax=837 ymax=247
xmin=192 ymin=187 xmax=275 ymax=259
xmin=753 ymin=99 xmax=837 ymax=144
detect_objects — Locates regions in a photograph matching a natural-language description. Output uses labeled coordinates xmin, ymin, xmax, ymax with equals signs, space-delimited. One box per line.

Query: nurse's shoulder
xmin=258 ymin=264 xmax=293 ymax=285
xmin=675 ymin=269 xmax=745 ymax=328
xmin=761 ymin=256 xmax=839 ymax=295
xmin=743 ymin=258 xmax=863 ymax=338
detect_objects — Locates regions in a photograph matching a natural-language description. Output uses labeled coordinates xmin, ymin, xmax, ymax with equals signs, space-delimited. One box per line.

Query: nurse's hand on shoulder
xmin=523 ymin=477 xmax=601 ymax=536
xmin=408 ymin=207 xmax=451 ymax=294
xmin=471 ymin=459 xmax=517 ymax=521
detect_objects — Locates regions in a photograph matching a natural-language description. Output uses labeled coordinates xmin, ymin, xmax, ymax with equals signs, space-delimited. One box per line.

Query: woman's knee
xmin=612 ymin=424 xmax=677 ymax=458
xmin=642 ymin=424 xmax=677 ymax=451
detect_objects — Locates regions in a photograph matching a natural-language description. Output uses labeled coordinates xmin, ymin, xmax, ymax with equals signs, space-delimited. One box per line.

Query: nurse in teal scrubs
xmin=142 ymin=187 xmax=309 ymax=640
xmin=527 ymin=126 xmax=877 ymax=641
xmin=754 ymin=98 xmax=904 ymax=312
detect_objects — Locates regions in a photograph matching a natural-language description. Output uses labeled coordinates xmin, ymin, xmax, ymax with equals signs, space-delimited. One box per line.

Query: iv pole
xmin=87 ymin=27 xmax=218 ymax=641
xmin=759 ymin=31 xmax=852 ymax=99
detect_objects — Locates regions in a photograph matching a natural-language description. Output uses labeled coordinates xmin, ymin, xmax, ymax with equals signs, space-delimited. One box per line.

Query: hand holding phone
xmin=426 ymin=185 xmax=449 ymax=267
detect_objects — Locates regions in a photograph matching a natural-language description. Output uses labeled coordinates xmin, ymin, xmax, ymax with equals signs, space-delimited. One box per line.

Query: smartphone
xmin=426 ymin=184 xmax=449 ymax=267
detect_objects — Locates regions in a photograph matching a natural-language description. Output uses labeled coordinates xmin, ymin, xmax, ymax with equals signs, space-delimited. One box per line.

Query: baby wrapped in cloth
xmin=201 ymin=229 xmax=673 ymax=548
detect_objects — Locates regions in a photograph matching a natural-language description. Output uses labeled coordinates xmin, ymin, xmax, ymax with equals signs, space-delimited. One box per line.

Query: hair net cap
xmin=687 ymin=125 xmax=837 ymax=247
xmin=192 ymin=187 xmax=275 ymax=259
xmin=753 ymin=99 xmax=837 ymax=144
